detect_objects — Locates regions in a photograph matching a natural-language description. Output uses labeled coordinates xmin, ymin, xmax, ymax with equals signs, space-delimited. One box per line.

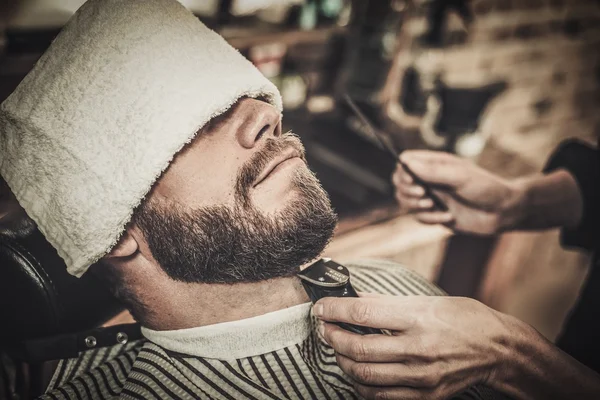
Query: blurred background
xmin=0 ymin=0 xmax=599 ymax=360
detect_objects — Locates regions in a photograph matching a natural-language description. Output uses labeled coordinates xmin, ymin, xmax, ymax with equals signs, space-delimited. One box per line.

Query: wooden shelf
xmin=223 ymin=25 xmax=345 ymax=49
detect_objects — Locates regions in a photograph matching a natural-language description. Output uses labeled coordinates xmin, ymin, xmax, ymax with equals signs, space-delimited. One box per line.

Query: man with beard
xmin=0 ymin=0 xmax=509 ymax=399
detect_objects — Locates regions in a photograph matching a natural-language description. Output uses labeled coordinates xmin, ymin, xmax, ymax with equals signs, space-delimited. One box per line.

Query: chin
xmin=253 ymin=187 xmax=302 ymax=217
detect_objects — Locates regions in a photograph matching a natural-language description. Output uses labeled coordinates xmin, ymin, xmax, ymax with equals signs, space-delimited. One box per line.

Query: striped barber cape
xmin=40 ymin=260 xmax=510 ymax=400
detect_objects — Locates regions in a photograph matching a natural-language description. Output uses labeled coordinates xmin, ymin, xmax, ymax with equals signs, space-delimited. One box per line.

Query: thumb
xmin=400 ymin=151 xmax=468 ymax=189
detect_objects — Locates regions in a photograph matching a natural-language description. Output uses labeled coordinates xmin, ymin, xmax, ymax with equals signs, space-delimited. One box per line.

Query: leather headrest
xmin=0 ymin=227 xmax=124 ymax=344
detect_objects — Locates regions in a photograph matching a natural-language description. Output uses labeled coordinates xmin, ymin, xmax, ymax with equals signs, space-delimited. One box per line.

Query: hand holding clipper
xmin=297 ymin=259 xmax=385 ymax=335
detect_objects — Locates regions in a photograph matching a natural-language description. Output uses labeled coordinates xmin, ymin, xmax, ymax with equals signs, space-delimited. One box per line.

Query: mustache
xmin=236 ymin=132 xmax=306 ymax=206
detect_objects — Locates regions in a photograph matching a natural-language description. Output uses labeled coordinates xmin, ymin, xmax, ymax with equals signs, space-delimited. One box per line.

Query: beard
xmin=133 ymin=133 xmax=337 ymax=284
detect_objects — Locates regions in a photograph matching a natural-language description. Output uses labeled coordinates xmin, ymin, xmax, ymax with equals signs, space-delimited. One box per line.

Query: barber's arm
xmin=313 ymin=294 xmax=600 ymax=400
xmin=392 ymin=148 xmax=585 ymax=236
xmin=314 ymin=140 xmax=600 ymax=399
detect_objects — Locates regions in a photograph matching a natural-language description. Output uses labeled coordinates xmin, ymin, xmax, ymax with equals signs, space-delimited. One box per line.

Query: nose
xmin=236 ymin=100 xmax=282 ymax=149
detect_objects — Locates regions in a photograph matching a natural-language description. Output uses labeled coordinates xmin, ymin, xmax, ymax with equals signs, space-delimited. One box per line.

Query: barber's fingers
xmin=336 ymin=354 xmax=423 ymax=386
xmin=392 ymin=163 xmax=414 ymax=186
xmin=400 ymin=151 xmax=467 ymax=189
xmin=395 ymin=190 xmax=455 ymax=224
xmin=393 ymin=167 xmax=442 ymax=211
xmin=407 ymin=188 xmax=454 ymax=224
xmin=398 ymin=195 xmax=435 ymax=210
xmin=393 ymin=162 xmax=444 ymax=214
xmin=336 ymin=353 xmax=446 ymax=389
xmin=394 ymin=184 xmax=435 ymax=211
xmin=314 ymin=296 xmax=413 ymax=331
xmin=395 ymin=182 xmax=427 ymax=199
xmin=414 ymin=211 xmax=454 ymax=225
xmin=321 ymin=324 xmax=408 ymax=363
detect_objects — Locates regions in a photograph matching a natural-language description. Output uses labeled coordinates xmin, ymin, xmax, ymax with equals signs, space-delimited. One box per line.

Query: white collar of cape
xmin=141 ymin=302 xmax=313 ymax=360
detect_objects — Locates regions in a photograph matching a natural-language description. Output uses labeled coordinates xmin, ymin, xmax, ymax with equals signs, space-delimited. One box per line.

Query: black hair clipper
xmin=298 ymin=258 xmax=384 ymax=335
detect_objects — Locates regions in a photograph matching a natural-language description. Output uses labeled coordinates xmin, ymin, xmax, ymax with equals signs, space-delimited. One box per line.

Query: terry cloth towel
xmin=0 ymin=0 xmax=282 ymax=277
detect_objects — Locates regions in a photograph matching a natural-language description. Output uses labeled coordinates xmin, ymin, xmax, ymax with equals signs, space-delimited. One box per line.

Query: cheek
xmin=188 ymin=163 xmax=240 ymax=207
xmin=157 ymin=141 xmax=242 ymax=208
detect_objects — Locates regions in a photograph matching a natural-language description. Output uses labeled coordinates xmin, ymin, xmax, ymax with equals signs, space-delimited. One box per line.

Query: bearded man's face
xmin=132 ymin=98 xmax=337 ymax=283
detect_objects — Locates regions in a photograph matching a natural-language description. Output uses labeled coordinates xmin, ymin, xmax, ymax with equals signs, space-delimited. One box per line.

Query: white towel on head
xmin=0 ymin=0 xmax=282 ymax=277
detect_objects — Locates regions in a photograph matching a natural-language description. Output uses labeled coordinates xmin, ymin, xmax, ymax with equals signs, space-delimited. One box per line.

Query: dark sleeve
xmin=543 ymin=139 xmax=600 ymax=252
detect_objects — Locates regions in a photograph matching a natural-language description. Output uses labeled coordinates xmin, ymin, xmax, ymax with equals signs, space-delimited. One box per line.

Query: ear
xmin=105 ymin=229 xmax=139 ymax=259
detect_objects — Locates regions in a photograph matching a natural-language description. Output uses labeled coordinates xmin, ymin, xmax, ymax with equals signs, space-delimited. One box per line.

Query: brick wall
xmin=400 ymin=0 xmax=600 ymax=168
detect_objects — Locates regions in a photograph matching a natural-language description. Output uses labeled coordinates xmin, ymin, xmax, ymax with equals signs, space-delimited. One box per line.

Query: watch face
xmin=297 ymin=259 xmax=350 ymax=288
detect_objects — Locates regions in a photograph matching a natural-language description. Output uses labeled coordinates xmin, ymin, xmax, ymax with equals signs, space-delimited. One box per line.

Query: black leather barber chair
xmin=0 ymin=226 xmax=142 ymax=398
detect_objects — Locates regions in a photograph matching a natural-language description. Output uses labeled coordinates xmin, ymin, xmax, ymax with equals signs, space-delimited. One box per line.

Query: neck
xmin=139 ymin=275 xmax=310 ymax=331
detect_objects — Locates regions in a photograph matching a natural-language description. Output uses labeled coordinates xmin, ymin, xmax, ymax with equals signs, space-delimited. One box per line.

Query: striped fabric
xmin=40 ymin=260 xmax=510 ymax=400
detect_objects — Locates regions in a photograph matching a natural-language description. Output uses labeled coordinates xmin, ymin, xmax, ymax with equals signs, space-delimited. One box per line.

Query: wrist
xmin=554 ymin=169 xmax=583 ymax=229
xmin=508 ymin=171 xmax=583 ymax=231
xmin=487 ymin=314 xmax=543 ymax=397
xmin=497 ymin=178 xmax=530 ymax=232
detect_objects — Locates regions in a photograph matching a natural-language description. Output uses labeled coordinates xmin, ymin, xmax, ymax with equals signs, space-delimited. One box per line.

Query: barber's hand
xmin=313 ymin=294 xmax=520 ymax=400
xmin=392 ymin=150 xmax=522 ymax=235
